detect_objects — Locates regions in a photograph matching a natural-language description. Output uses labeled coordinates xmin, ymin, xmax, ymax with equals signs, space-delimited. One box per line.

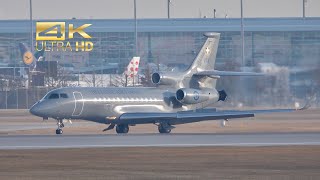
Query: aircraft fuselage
xmin=30 ymin=86 xmax=211 ymax=124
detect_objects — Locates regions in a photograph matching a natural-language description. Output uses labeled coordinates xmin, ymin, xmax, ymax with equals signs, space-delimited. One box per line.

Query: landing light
xmin=106 ymin=116 xmax=117 ymax=120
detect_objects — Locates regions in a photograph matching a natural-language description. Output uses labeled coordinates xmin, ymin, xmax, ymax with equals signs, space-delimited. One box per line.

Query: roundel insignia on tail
xmin=193 ymin=91 xmax=200 ymax=101
xmin=23 ymin=51 xmax=33 ymax=65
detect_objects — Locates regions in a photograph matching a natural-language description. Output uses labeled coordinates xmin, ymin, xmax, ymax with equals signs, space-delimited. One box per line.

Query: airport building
xmin=1 ymin=18 xmax=320 ymax=68
xmin=0 ymin=18 xmax=319 ymax=108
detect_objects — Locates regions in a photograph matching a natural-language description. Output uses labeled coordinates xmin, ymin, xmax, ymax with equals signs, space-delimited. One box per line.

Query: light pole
xmin=167 ymin=0 xmax=171 ymax=19
xmin=28 ymin=0 xmax=33 ymax=108
xmin=240 ymin=0 xmax=245 ymax=67
xmin=303 ymin=0 xmax=307 ymax=18
xmin=134 ymin=0 xmax=137 ymax=56
xmin=133 ymin=0 xmax=138 ymax=86
xmin=29 ymin=0 xmax=33 ymax=52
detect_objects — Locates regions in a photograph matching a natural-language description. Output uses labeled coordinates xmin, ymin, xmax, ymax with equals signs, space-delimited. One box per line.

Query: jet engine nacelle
xmin=151 ymin=72 xmax=179 ymax=86
xmin=176 ymin=88 xmax=219 ymax=104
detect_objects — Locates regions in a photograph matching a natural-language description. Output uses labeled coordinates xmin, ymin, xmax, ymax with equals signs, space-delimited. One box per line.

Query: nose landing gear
xmin=56 ymin=128 xmax=63 ymax=135
xmin=221 ymin=119 xmax=228 ymax=127
xmin=56 ymin=119 xmax=64 ymax=135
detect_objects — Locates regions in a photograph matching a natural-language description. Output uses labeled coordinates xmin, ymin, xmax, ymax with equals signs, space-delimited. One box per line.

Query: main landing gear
xmin=116 ymin=124 xmax=129 ymax=134
xmin=220 ymin=119 xmax=228 ymax=127
xmin=102 ymin=124 xmax=129 ymax=134
xmin=158 ymin=123 xmax=174 ymax=134
xmin=56 ymin=119 xmax=64 ymax=135
xmin=103 ymin=123 xmax=173 ymax=134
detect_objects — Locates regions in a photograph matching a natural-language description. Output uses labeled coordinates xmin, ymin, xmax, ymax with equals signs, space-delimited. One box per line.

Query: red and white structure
xmin=125 ymin=57 xmax=140 ymax=78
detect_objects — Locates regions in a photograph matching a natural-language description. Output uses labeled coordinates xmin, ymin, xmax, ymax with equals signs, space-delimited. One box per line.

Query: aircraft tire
xmin=158 ymin=125 xmax=171 ymax=134
xmin=116 ymin=124 xmax=129 ymax=134
xmin=56 ymin=129 xmax=63 ymax=135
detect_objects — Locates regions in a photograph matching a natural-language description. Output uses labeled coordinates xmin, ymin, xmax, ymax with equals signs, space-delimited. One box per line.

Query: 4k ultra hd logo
xmin=36 ymin=22 xmax=93 ymax=52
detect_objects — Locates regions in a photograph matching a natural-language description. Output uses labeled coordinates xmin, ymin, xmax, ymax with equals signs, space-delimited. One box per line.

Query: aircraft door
xmin=72 ymin=92 xmax=84 ymax=116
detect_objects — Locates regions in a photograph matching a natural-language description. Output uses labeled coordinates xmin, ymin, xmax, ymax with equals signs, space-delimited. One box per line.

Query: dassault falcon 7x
xmin=30 ymin=32 xmax=303 ymax=134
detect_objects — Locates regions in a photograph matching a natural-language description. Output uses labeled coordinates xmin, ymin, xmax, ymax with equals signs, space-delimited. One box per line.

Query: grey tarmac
xmin=0 ymin=132 xmax=320 ymax=149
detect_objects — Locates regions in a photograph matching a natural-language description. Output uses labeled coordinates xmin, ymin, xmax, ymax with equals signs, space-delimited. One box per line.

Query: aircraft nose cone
xmin=29 ymin=105 xmax=37 ymax=115
xmin=29 ymin=103 xmax=43 ymax=117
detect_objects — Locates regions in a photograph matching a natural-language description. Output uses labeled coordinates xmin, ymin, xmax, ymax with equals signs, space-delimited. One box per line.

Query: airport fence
xmin=0 ymin=88 xmax=52 ymax=109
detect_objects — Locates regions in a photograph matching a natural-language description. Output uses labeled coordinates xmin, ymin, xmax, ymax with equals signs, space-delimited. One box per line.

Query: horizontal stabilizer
xmin=195 ymin=70 xmax=265 ymax=78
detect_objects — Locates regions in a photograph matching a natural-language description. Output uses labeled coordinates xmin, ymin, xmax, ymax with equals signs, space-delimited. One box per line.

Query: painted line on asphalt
xmin=1 ymin=142 xmax=320 ymax=150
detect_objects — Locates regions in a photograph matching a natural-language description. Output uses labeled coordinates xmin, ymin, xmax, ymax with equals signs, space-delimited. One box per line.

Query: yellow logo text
xmin=36 ymin=22 xmax=93 ymax=52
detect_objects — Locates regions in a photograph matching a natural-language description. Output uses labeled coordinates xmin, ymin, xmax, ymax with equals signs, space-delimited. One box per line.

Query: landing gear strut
xmin=116 ymin=124 xmax=129 ymax=134
xmin=158 ymin=123 xmax=172 ymax=134
xmin=56 ymin=119 xmax=64 ymax=135
xmin=221 ymin=119 xmax=228 ymax=127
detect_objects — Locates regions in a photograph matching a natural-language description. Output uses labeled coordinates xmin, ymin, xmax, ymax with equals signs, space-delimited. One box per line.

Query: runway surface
xmin=0 ymin=132 xmax=320 ymax=149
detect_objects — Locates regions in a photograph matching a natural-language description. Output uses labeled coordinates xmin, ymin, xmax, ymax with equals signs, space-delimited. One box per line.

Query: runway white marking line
xmin=1 ymin=142 xmax=320 ymax=149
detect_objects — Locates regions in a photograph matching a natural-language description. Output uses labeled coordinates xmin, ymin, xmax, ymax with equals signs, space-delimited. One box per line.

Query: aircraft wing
xmin=195 ymin=70 xmax=265 ymax=77
xmin=118 ymin=108 xmax=297 ymax=125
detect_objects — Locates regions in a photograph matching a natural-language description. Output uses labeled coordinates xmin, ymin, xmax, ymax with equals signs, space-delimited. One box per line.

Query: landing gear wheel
xmin=56 ymin=119 xmax=64 ymax=135
xmin=158 ymin=124 xmax=171 ymax=134
xmin=56 ymin=129 xmax=63 ymax=135
xmin=116 ymin=124 xmax=129 ymax=134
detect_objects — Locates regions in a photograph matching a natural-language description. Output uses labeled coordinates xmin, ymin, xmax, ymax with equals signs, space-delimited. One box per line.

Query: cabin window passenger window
xmin=48 ymin=94 xmax=59 ymax=99
xmin=60 ymin=94 xmax=68 ymax=98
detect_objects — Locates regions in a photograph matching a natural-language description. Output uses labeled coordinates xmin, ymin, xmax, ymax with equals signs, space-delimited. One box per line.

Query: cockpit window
xmin=60 ymin=93 xmax=68 ymax=98
xmin=48 ymin=93 xmax=59 ymax=99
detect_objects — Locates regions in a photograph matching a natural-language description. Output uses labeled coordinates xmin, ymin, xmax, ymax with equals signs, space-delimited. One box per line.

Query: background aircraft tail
xmin=19 ymin=43 xmax=44 ymax=67
xmin=124 ymin=57 xmax=140 ymax=78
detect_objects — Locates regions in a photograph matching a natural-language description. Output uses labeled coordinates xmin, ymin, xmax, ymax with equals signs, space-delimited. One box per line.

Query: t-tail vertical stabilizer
xmin=186 ymin=32 xmax=220 ymax=74
xmin=151 ymin=33 xmax=221 ymax=89
xmin=151 ymin=32 xmax=263 ymax=89
xmin=178 ymin=32 xmax=221 ymax=89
